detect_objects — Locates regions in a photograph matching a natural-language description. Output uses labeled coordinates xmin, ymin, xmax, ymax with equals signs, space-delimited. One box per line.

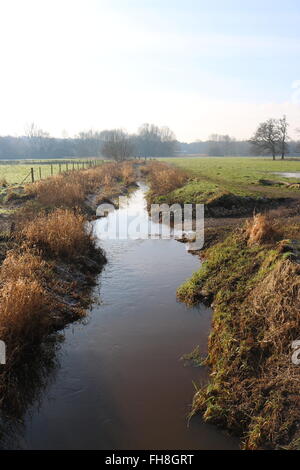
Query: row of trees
xmin=0 ymin=123 xmax=178 ymax=160
xmin=101 ymin=124 xmax=177 ymax=161
xmin=0 ymin=117 xmax=298 ymax=160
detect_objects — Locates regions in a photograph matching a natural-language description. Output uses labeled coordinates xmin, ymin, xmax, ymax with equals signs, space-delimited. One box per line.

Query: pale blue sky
xmin=0 ymin=0 xmax=300 ymax=141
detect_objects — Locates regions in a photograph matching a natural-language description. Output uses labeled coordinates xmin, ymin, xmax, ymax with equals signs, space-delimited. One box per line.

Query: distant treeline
xmin=179 ymin=134 xmax=300 ymax=157
xmin=0 ymin=126 xmax=300 ymax=159
xmin=0 ymin=124 xmax=178 ymax=159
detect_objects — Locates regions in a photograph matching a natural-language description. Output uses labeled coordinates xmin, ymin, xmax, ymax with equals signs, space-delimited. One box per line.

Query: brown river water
xmin=0 ymin=184 xmax=238 ymax=450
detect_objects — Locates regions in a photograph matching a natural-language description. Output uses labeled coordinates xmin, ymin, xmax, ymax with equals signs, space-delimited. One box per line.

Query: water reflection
xmin=0 ymin=334 xmax=62 ymax=449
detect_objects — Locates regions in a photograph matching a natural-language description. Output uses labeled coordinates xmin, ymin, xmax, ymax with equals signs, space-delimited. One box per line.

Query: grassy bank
xmin=144 ymin=158 xmax=299 ymax=217
xmin=178 ymin=215 xmax=300 ymax=449
xmin=141 ymin=160 xmax=300 ymax=448
xmin=0 ymin=161 xmax=137 ymax=415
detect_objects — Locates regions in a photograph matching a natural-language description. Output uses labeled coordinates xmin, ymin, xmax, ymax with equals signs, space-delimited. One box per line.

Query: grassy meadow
xmin=159 ymin=156 xmax=300 ymax=201
xmin=0 ymin=159 xmax=103 ymax=185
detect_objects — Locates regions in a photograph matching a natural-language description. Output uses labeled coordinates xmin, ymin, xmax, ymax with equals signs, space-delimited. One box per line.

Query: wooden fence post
xmin=39 ymin=167 xmax=42 ymax=179
xmin=31 ymin=168 xmax=34 ymax=183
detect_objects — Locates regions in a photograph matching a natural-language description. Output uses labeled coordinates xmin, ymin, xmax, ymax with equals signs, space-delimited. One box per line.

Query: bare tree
xmin=101 ymin=129 xmax=134 ymax=161
xmin=25 ymin=122 xmax=49 ymax=139
xmin=278 ymin=115 xmax=289 ymax=160
xmin=135 ymin=123 xmax=177 ymax=157
xmin=76 ymin=129 xmax=103 ymax=156
xmin=24 ymin=122 xmax=50 ymax=156
xmin=250 ymin=119 xmax=280 ymax=160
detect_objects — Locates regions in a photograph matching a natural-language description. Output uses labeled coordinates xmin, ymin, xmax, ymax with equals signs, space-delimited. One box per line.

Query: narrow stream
xmin=4 ymin=184 xmax=238 ymax=450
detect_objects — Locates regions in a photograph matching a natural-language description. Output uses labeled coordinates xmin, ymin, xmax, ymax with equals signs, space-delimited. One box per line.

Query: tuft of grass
xmin=246 ymin=213 xmax=278 ymax=246
xmin=181 ymin=345 xmax=206 ymax=368
xmin=20 ymin=208 xmax=92 ymax=258
xmin=0 ymin=279 xmax=52 ymax=353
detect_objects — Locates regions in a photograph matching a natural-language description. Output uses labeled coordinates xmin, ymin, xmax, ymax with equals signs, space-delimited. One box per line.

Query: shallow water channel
xmin=273 ymin=171 xmax=300 ymax=179
xmin=3 ymin=184 xmax=238 ymax=450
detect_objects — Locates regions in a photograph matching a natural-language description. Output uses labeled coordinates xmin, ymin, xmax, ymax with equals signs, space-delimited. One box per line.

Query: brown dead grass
xmin=0 ymin=246 xmax=47 ymax=283
xmin=20 ymin=208 xmax=92 ymax=258
xmin=143 ymin=161 xmax=188 ymax=197
xmin=120 ymin=161 xmax=135 ymax=186
xmin=0 ymin=279 xmax=52 ymax=353
xmin=0 ymin=247 xmax=54 ymax=373
xmin=246 ymin=213 xmax=279 ymax=246
xmin=26 ymin=161 xmax=136 ymax=209
xmin=27 ymin=176 xmax=85 ymax=207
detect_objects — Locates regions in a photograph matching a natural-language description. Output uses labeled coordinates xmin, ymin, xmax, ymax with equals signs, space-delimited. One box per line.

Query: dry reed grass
xmin=120 ymin=161 xmax=135 ymax=186
xmin=26 ymin=161 xmax=136 ymax=208
xmin=27 ymin=176 xmax=85 ymax=207
xmin=246 ymin=213 xmax=278 ymax=245
xmin=0 ymin=246 xmax=54 ymax=372
xmin=0 ymin=279 xmax=51 ymax=351
xmin=0 ymin=247 xmax=47 ymax=283
xmin=20 ymin=208 xmax=92 ymax=258
xmin=144 ymin=161 xmax=188 ymax=196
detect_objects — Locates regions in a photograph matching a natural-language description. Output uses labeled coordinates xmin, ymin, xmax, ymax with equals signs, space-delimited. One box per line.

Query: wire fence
xmin=1 ymin=159 xmax=104 ymax=187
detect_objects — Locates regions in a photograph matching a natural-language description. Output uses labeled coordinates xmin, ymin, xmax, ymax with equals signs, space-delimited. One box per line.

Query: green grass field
xmin=160 ymin=157 xmax=300 ymax=202
xmin=0 ymin=159 xmax=103 ymax=185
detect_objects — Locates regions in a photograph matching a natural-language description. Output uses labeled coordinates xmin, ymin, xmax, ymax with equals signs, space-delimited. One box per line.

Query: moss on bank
xmin=177 ymin=222 xmax=300 ymax=449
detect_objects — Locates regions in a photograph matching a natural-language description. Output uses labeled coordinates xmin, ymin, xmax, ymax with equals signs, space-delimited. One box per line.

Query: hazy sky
xmin=1 ymin=0 xmax=300 ymax=141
